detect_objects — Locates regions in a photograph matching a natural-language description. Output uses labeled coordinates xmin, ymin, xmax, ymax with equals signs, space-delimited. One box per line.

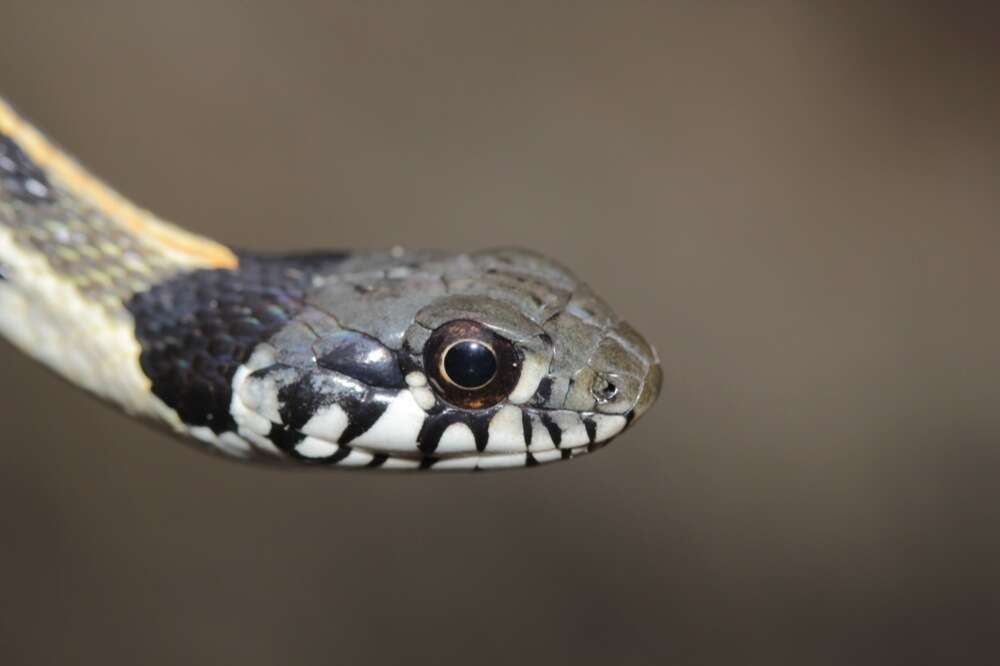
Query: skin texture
xmin=0 ymin=97 xmax=660 ymax=470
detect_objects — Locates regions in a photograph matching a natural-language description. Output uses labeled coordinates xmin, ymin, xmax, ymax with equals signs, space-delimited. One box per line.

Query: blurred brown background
xmin=1 ymin=3 xmax=998 ymax=664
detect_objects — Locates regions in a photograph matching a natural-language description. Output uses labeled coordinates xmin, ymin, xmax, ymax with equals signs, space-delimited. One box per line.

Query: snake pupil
xmin=443 ymin=340 xmax=497 ymax=389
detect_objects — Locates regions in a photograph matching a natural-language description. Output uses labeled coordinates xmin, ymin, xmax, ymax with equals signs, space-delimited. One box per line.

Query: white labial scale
xmin=294 ymin=438 xmax=376 ymax=466
xmin=231 ymin=345 xmax=281 ymax=419
xmin=531 ymin=449 xmax=562 ymax=464
xmin=432 ymin=456 xmax=480 ymax=471
xmin=436 ymin=422 xmax=477 ymax=454
xmin=229 ymin=365 xmax=273 ymax=436
xmin=0 ymin=225 xmax=185 ymax=430
xmin=218 ymin=432 xmax=255 ymax=458
xmin=237 ymin=373 xmax=286 ymax=424
xmin=593 ymin=414 xmax=627 ymax=441
xmin=229 ymin=363 xmax=284 ymax=457
xmin=381 ymin=457 xmax=421 ymax=470
xmin=529 ymin=418 xmax=556 ymax=451
xmin=486 ymin=404 xmax=527 ymax=453
xmin=334 ymin=449 xmax=375 ymax=467
xmin=187 ymin=425 xmax=254 ymax=459
xmin=188 ymin=426 xmax=216 ymax=446
xmin=351 ymin=390 xmax=427 ymax=451
xmin=294 ymin=436 xmax=340 ymax=459
xmin=241 ymin=430 xmax=284 ymax=457
xmin=477 ymin=453 xmax=531 ymax=470
xmin=550 ymin=411 xmax=590 ymax=448
xmin=301 ymin=403 xmax=349 ymax=442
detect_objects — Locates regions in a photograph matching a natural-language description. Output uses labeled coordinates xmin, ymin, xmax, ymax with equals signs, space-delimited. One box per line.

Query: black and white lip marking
xmin=226 ymin=347 xmax=631 ymax=470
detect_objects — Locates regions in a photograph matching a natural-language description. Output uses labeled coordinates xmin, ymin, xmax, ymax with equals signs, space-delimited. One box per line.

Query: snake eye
xmin=424 ymin=320 xmax=520 ymax=409
xmin=442 ymin=340 xmax=497 ymax=389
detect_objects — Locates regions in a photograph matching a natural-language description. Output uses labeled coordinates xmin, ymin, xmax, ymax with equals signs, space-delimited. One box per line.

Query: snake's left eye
xmin=424 ymin=320 xmax=520 ymax=409
xmin=442 ymin=340 xmax=497 ymax=389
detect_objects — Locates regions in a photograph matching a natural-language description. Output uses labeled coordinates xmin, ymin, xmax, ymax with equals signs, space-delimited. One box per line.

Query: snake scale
xmin=0 ymin=97 xmax=660 ymax=470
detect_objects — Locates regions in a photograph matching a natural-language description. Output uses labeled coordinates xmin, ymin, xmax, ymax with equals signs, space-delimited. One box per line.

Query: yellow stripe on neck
xmin=0 ymin=98 xmax=238 ymax=270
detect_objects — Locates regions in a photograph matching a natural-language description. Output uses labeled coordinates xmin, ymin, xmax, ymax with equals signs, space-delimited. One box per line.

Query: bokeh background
xmin=1 ymin=3 xmax=998 ymax=664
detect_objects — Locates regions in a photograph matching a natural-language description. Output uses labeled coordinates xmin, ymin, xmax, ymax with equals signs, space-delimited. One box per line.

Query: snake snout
xmin=582 ymin=320 xmax=660 ymax=425
xmin=629 ymin=359 xmax=662 ymax=424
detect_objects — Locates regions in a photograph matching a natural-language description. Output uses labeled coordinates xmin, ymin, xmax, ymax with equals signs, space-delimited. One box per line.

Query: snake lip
xmin=358 ymin=441 xmax=595 ymax=471
xmin=351 ymin=440 xmax=588 ymax=462
xmin=271 ymin=426 xmax=600 ymax=470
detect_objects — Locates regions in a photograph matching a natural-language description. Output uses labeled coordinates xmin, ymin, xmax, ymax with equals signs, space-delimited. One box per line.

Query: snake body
xmin=0 ymin=98 xmax=660 ymax=470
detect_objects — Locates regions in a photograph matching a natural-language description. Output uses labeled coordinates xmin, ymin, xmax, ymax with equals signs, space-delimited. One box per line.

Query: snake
xmin=0 ymin=97 xmax=661 ymax=471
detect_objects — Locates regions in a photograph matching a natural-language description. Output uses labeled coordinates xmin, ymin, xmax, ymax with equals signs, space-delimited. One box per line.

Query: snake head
xmin=228 ymin=248 xmax=660 ymax=470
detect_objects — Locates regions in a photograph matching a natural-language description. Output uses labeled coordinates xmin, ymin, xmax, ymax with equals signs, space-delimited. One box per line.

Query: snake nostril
xmin=593 ymin=380 xmax=618 ymax=403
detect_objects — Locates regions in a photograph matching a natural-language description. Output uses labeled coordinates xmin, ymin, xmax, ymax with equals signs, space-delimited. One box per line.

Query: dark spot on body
xmin=0 ymin=134 xmax=54 ymax=203
xmin=583 ymin=417 xmax=597 ymax=444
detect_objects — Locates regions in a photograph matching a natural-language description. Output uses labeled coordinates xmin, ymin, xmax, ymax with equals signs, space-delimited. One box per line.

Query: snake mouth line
xmin=266 ymin=431 xmax=605 ymax=471
xmin=333 ymin=440 xmax=599 ymax=471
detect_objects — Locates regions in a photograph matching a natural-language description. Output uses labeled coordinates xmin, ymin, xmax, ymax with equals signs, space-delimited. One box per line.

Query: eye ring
xmin=440 ymin=339 xmax=498 ymax=390
xmin=423 ymin=319 xmax=520 ymax=409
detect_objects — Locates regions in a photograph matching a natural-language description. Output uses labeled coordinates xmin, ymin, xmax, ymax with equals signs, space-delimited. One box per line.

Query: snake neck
xmin=0 ymin=98 xmax=236 ymax=272
xmin=0 ymin=98 xmax=239 ymax=425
